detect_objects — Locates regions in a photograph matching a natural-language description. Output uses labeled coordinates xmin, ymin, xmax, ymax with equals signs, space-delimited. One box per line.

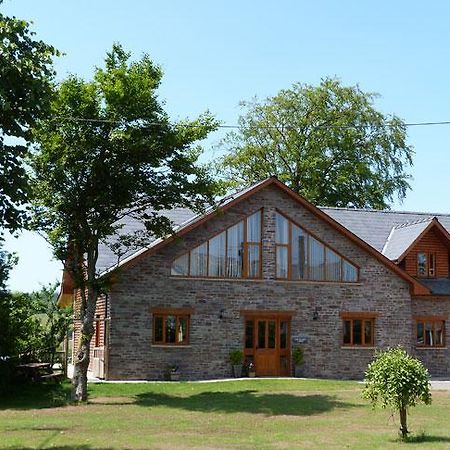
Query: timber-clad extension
xmin=66 ymin=178 xmax=450 ymax=380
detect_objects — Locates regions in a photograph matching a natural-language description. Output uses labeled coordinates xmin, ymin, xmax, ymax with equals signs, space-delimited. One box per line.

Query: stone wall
xmin=106 ymin=185 xmax=414 ymax=380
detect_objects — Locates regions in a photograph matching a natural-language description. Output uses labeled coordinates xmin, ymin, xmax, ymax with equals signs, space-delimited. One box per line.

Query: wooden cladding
xmin=403 ymin=228 xmax=449 ymax=278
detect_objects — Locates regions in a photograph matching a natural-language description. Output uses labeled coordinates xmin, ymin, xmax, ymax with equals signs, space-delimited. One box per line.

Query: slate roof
xmin=380 ymin=218 xmax=434 ymax=261
xmin=418 ymin=278 xmax=450 ymax=295
xmin=321 ymin=207 xmax=450 ymax=253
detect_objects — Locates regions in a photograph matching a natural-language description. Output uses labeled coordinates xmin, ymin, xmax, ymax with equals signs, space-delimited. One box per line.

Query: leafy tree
xmin=30 ymin=283 xmax=72 ymax=365
xmin=31 ymin=44 xmax=219 ymax=401
xmin=217 ymin=78 xmax=413 ymax=209
xmin=362 ymin=347 xmax=431 ymax=439
xmin=0 ymin=3 xmax=58 ymax=230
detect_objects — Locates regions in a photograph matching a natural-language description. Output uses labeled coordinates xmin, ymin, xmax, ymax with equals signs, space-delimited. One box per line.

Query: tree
xmin=217 ymin=78 xmax=413 ymax=209
xmin=30 ymin=283 xmax=72 ymax=365
xmin=362 ymin=347 xmax=432 ymax=439
xmin=0 ymin=3 xmax=58 ymax=230
xmin=31 ymin=44 xmax=219 ymax=401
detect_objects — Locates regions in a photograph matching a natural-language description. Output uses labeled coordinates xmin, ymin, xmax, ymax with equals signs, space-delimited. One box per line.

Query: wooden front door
xmin=244 ymin=314 xmax=291 ymax=377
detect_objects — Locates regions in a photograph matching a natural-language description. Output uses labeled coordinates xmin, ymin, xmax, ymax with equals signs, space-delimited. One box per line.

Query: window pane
xmin=268 ymin=320 xmax=276 ymax=349
xmin=258 ymin=321 xmax=266 ymax=349
xmin=208 ymin=232 xmax=226 ymax=277
xmin=227 ymin=221 xmax=244 ymax=277
xmin=364 ymin=320 xmax=373 ymax=345
xmin=425 ymin=322 xmax=433 ymax=346
xmin=417 ymin=252 xmax=427 ymax=276
xmin=276 ymin=246 xmax=288 ymax=278
xmin=165 ymin=316 xmax=176 ymax=343
xmin=325 ymin=248 xmax=341 ymax=281
xmin=280 ymin=320 xmax=288 ymax=349
xmin=248 ymin=244 xmax=260 ymax=278
xmin=309 ymin=237 xmax=325 ymax=280
xmin=154 ymin=316 xmax=163 ymax=342
xmin=343 ymin=260 xmax=358 ymax=282
xmin=276 ymin=213 xmax=289 ymax=244
xmin=435 ymin=321 xmax=444 ymax=346
xmin=171 ymin=253 xmax=189 ymax=276
xmin=416 ymin=322 xmax=424 ymax=345
xmin=353 ymin=320 xmax=362 ymax=345
xmin=190 ymin=243 xmax=207 ymax=276
xmin=343 ymin=320 xmax=351 ymax=344
xmin=292 ymin=225 xmax=307 ymax=280
xmin=429 ymin=253 xmax=436 ymax=276
xmin=245 ymin=320 xmax=254 ymax=348
xmin=247 ymin=211 xmax=261 ymax=242
xmin=177 ymin=317 xmax=188 ymax=344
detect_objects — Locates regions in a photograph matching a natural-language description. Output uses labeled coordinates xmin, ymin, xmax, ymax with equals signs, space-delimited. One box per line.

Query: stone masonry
xmin=100 ymin=184 xmax=447 ymax=381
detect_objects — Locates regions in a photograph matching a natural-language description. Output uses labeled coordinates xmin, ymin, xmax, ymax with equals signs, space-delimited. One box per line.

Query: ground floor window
xmin=152 ymin=309 xmax=191 ymax=345
xmin=416 ymin=318 xmax=445 ymax=347
xmin=341 ymin=313 xmax=375 ymax=346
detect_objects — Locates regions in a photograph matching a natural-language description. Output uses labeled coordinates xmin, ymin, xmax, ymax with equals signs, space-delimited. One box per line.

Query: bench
xmin=39 ymin=373 xmax=64 ymax=383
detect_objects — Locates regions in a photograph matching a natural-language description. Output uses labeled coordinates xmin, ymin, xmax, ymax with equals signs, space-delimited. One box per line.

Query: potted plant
xmin=229 ymin=349 xmax=244 ymax=378
xmin=166 ymin=364 xmax=181 ymax=381
xmin=292 ymin=346 xmax=304 ymax=377
xmin=247 ymin=361 xmax=256 ymax=378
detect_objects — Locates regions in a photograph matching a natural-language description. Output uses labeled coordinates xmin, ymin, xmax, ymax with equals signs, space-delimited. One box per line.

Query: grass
xmin=0 ymin=379 xmax=449 ymax=449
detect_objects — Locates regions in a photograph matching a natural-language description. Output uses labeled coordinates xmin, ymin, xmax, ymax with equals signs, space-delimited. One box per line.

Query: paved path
xmin=430 ymin=380 xmax=450 ymax=390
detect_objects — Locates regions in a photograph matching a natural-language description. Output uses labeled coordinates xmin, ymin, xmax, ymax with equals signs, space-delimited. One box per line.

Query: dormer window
xmin=417 ymin=252 xmax=436 ymax=277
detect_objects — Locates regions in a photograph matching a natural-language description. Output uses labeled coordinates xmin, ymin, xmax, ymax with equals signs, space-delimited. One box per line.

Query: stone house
xmin=61 ymin=177 xmax=450 ymax=380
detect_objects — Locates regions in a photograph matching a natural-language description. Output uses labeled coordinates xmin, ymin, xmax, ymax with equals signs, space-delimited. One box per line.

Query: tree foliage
xmin=217 ymin=78 xmax=413 ymax=209
xmin=0 ymin=4 xmax=58 ymax=229
xmin=31 ymin=44 xmax=219 ymax=401
xmin=362 ymin=347 xmax=431 ymax=439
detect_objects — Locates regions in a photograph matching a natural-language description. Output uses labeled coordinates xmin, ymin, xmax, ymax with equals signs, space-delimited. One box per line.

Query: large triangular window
xmin=171 ymin=210 xmax=262 ymax=279
xmin=275 ymin=211 xmax=358 ymax=282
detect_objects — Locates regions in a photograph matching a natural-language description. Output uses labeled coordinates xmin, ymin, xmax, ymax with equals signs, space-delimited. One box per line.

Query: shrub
xmin=362 ymin=347 xmax=431 ymax=439
xmin=229 ymin=349 xmax=244 ymax=365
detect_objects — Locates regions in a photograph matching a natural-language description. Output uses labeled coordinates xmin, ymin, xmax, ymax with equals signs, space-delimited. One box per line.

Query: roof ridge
xmin=394 ymin=217 xmax=435 ymax=229
xmin=319 ymin=206 xmax=450 ymax=217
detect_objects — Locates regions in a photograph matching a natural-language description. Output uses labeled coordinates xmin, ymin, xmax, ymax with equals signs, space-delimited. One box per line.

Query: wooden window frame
xmin=152 ymin=309 xmax=191 ymax=346
xmin=340 ymin=313 xmax=376 ymax=347
xmin=171 ymin=209 xmax=263 ymax=280
xmin=275 ymin=210 xmax=360 ymax=283
xmin=415 ymin=317 xmax=445 ymax=348
xmin=417 ymin=252 xmax=436 ymax=278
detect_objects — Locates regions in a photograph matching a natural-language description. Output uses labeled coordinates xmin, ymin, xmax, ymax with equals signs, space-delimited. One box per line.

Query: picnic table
xmin=16 ymin=362 xmax=62 ymax=383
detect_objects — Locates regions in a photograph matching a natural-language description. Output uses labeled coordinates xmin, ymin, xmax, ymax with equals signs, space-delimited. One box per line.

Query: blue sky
xmin=3 ymin=0 xmax=450 ymax=292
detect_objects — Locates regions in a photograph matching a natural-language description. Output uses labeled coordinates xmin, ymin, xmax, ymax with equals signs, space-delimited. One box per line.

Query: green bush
xmin=229 ymin=349 xmax=244 ymax=365
xmin=292 ymin=347 xmax=304 ymax=366
xmin=362 ymin=347 xmax=431 ymax=439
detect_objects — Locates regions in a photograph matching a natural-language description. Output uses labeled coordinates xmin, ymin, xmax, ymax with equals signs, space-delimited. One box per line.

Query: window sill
xmin=151 ymin=344 xmax=192 ymax=348
xmin=340 ymin=346 xmax=376 ymax=350
xmin=415 ymin=346 xmax=447 ymax=350
xmin=170 ymin=276 xmax=362 ymax=286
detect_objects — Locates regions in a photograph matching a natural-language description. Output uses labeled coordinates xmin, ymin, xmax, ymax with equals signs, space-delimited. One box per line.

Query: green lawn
xmin=1 ymin=379 xmax=449 ymax=449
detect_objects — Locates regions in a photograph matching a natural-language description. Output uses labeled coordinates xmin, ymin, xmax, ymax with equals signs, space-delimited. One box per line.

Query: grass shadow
xmin=0 ymin=382 xmax=72 ymax=410
xmin=403 ymin=433 xmax=450 ymax=444
xmin=133 ymin=389 xmax=360 ymax=416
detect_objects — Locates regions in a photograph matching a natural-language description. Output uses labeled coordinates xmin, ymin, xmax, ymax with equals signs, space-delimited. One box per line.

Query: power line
xmin=50 ymin=115 xmax=450 ymax=130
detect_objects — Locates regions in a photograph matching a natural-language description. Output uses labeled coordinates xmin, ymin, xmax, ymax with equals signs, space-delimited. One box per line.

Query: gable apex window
xmin=417 ymin=252 xmax=436 ymax=277
xmin=171 ymin=210 xmax=262 ymax=279
xmin=275 ymin=211 xmax=358 ymax=282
